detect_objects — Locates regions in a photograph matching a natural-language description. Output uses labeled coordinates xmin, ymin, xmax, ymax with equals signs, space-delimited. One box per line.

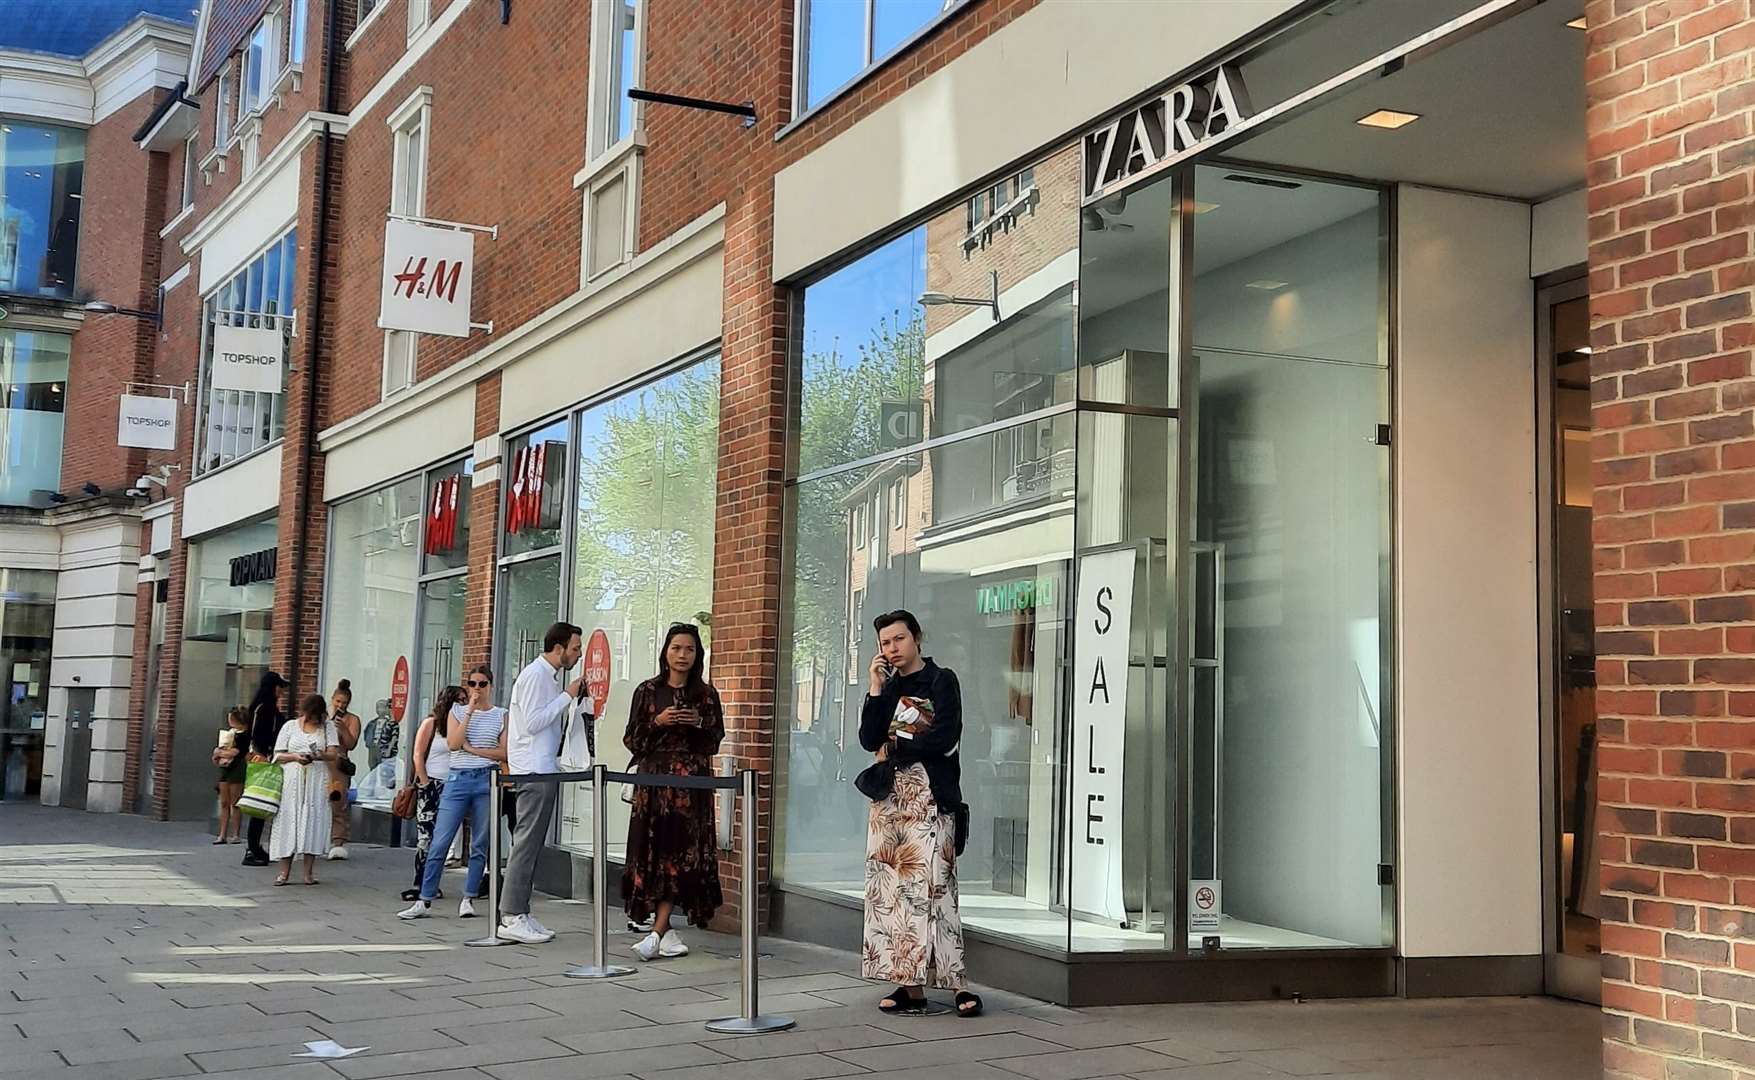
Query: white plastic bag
xmin=558 ymin=695 xmax=596 ymax=771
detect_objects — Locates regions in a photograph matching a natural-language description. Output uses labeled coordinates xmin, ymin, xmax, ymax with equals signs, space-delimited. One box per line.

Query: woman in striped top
xmin=399 ymin=663 xmax=507 ymax=921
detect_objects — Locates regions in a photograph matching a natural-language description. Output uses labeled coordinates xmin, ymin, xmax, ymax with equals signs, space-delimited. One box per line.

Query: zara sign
xmin=1082 ymin=63 xmax=1253 ymax=201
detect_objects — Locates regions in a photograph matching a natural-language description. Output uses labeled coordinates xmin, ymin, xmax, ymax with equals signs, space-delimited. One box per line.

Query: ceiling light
xmin=1357 ymin=109 xmax=1421 ymax=130
xmin=1576 ymin=346 xmax=1592 ymax=354
xmin=1246 ymin=280 xmax=1288 ymax=291
xmin=1567 ymin=16 xmax=1586 ymax=29
xmin=1223 ymin=173 xmax=1302 ymax=190
xmin=1192 ymin=201 xmax=1220 ymax=214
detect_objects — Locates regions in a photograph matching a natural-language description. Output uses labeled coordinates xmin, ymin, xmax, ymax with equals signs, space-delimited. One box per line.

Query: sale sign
xmin=585 ymin=629 xmax=611 ymax=706
xmin=378 ymin=218 xmax=475 ymax=338
xmin=390 ymin=656 xmax=410 ymax=722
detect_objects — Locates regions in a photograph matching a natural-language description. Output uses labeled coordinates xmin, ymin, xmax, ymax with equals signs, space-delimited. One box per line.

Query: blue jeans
xmin=419 ymin=767 xmax=491 ymax=902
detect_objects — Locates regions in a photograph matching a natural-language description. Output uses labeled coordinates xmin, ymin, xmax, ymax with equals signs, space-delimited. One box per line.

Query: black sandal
xmin=955 ymin=991 xmax=983 ymax=1017
xmin=878 ymin=985 xmax=926 ymax=1014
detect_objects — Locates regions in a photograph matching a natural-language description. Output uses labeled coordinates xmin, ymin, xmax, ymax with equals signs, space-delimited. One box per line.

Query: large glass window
xmin=199 ymin=230 xmax=295 ymax=473
xmin=779 ymin=146 xmax=1078 ymax=947
xmin=799 ymin=0 xmax=954 ymax=112
xmin=606 ymin=0 xmax=640 ymax=146
xmin=559 ymin=356 xmax=721 ymax=855
xmin=0 ymin=329 xmax=67 ymax=507
xmin=0 ymin=120 xmax=84 ymax=298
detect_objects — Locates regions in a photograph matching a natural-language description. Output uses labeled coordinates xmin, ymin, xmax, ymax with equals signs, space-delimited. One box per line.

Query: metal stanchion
xmin=565 ymin=764 xmax=633 ymax=979
xmin=464 ymin=769 xmax=514 ymax=947
xmin=706 ymin=769 xmax=794 ymax=1034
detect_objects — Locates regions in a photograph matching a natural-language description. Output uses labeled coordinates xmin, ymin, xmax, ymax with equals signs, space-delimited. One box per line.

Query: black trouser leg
xmin=246 ymin=816 xmax=267 ymax=859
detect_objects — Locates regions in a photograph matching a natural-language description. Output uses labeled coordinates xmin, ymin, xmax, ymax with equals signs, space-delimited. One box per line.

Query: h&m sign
xmin=1082 ymin=63 xmax=1252 ymax=202
xmin=229 ymin=547 xmax=278 ymax=587
xmin=378 ymin=218 xmax=476 ymax=339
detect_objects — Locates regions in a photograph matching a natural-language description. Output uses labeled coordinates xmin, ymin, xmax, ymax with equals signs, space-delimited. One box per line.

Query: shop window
xmin=180 ymin=130 xmax=197 ymax=211
xmin=0 ymin=329 xmax=68 ymax=507
xmin=0 ymin=120 xmax=84 ymax=298
xmin=501 ymin=418 xmax=568 ymax=557
xmin=798 ymin=0 xmax=959 ymax=113
xmin=559 ymin=354 xmax=720 ymax=856
xmin=383 ymin=89 xmax=430 ymax=397
xmin=197 ymin=230 xmax=295 ymax=474
xmin=0 ymin=568 xmax=55 ymax=802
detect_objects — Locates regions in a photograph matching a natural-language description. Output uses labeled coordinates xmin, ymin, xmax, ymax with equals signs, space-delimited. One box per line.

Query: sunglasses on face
xmin=466 ymin=679 xmax=490 ymax=689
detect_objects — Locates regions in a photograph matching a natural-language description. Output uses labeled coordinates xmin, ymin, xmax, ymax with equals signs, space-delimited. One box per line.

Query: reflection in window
xmin=502 ymin=419 xmax=568 ymax=556
xmin=800 ymin=0 xmax=953 ymax=110
xmin=0 ymin=568 xmax=55 ymax=801
xmin=0 ymin=329 xmax=68 ymax=506
xmin=609 ymin=0 xmax=640 ymax=146
xmin=199 ymin=230 xmax=295 ymax=473
xmin=560 ymin=355 xmax=721 ymax=855
xmin=0 ymin=120 xmax=84 ymax=298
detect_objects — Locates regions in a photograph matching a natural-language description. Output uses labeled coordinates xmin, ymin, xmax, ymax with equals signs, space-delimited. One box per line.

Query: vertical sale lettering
xmin=1072 ymin=547 xmax=1134 ymax=925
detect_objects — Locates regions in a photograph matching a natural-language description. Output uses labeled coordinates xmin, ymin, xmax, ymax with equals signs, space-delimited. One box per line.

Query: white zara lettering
xmin=1083 ymin=64 xmax=1253 ymax=200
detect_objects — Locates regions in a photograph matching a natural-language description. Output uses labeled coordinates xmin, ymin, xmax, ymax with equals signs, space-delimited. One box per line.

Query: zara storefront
xmin=770 ymin=0 xmax=1586 ymax=1003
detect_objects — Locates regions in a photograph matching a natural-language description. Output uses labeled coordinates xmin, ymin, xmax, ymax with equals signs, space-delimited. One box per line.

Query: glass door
xmin=1538 ymin=276 xmax=1600 ymax=1003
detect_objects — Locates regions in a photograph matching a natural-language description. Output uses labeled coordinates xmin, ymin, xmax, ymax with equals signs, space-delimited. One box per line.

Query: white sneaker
xmin=526 ymin=914 xmax=555 ymax=939
xmin=497 ymin=914 xmax=553 ymax=944
xmin=397 ymin=901 xmax=431 ymax=920
xmin=327 ymin=845 xmax=349 ymax=861
xmin=657 ymin=929 xmax=689 ymax=958
xmin=459 ymin=897 xmax=476 ymax=919
xmin=633 ymin=931 xmax=661 ymax=961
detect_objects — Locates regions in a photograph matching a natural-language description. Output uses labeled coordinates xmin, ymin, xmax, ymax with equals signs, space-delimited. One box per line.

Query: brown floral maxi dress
xmin=620 ymin=680 xmax=725 ymax=928
xmin=863 ymin=762 xmax=968 ymax=990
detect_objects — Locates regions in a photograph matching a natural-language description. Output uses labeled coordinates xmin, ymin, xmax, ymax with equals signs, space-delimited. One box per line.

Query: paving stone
xmin=642 ymin=1050 xmax=869 ymax=1080
xmin=485 ymin=1042 xmax=729 ymax=1079
xmin=704 ymin=1021 xmax=907 ymax=1060
xmin=331 ymin=1036 xmax=576 ymax=1078
xmin=830 ymin=1032 xmax=1066 ymax=1071
xmin=989 ymin=1044 xmax=1187 ymax=1080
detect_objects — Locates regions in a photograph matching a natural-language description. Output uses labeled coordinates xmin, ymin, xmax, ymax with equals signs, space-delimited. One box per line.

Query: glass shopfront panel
xmin=0 ymin=120 xmax=84 ymax=298
xmin=559 ymin=357 xmax=721 ymax=855
xmin=169 ymin=518 xmax=278 ymax=819
xmin=0 ymin=329 xmax=69 ymax=507
xmin=0 ymin=569 xmax=55 ymax=801
xmin=322 ymin=479 xmax=421 ymax=805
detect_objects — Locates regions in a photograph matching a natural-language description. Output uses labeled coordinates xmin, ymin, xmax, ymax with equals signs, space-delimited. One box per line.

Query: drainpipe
xmin=287 ymin=0 xmax=341 ymax=696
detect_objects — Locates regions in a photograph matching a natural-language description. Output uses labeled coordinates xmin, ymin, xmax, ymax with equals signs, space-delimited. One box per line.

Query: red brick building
xmin=66 ymin=0 xmax=1755 ymax=1059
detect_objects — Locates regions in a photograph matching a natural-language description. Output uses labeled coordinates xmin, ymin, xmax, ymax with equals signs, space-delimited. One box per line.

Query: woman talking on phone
xmin=398 ymin=664 xmax=506 ymax=921
xmin=621 ymin=622 xmax=724 ymax=961
xmin=858 ymin=609 xmax=979 ymax=1017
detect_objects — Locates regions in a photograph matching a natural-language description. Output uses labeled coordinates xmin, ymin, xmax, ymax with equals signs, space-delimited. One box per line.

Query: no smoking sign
xmin=1189 ymin=879 xmax=1222 ymax=932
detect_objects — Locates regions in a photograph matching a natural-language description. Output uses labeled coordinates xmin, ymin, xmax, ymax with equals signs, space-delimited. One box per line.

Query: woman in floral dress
xmin=622 ymin=622 xmax=725 ymax=960
xmin=858 ymin=609 xmax=980 ymax=1017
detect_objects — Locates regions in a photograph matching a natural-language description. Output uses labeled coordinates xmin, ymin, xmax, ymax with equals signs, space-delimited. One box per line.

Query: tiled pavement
xmin=0 ymin=803 xmax=1599 ymax=1079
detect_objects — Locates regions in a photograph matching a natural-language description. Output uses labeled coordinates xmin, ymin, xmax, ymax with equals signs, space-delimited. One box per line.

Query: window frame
xmin=578 ymin=0 xmax=647 ymax=284
xmin=407 ymin=0 xmax=430 ymax=42
xmin=287 ymin=0 xmax=307 ymax=64
xmin=790 ymin=0 xmax=966 ymax=125
xmin=181 ymin=130 xmax=197 ymax=210
xmin=382 ymin=87 xmax=432 ymax=400
xmin=194 ymin=229 xmax=297 ymax=476
xmin=214 ymin=67 xmax=232 ymax=144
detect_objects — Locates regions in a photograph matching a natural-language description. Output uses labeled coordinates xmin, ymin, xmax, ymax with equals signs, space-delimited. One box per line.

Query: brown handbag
xmin=391 ymin=784 xmax=418 ymax=820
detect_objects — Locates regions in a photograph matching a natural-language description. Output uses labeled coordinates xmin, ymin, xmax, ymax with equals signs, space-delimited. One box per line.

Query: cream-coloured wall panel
xmin=1396 ymin=184 xmax=1541 ymax=959
xmin=324 ymin=388 xmax=473 ymax=502
xmin=195 ymin=158 xmax=301 ymax=294
xmin=500 ymin=248 xmax=723 ymax=433
xmin=182 ymin=446 xmax=282 ymax=539
xmin=1531 ymin=188 xmax=1587 ymax=278
xmin=773 ymin=0 xmax=1297 ymax=280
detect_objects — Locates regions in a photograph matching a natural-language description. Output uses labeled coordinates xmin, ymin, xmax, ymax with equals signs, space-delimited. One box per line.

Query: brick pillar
xmin=1589 ymin=1 xmax=1755 ymax=1076
xmin=149 ymin=511 xmax=189 ymax=820
xmin=465 ymin=375 xmax=502 ymax=670
xmin=122 ymin=522 xmax=154 ymax=812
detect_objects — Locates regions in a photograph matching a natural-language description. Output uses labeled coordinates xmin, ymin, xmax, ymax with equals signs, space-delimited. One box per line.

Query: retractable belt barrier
xmin=465 ymin=764 xmax=794 ymax=1035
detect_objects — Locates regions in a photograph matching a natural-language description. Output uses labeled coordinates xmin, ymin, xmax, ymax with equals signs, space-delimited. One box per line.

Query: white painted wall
xmin=194 ymin=158 xmax=301 ymax=294
xmin=181 ymin=446 xmax=282 ymax=539
xmin=323 ymin=388 xmax=473 ymax=502
xmin=772 ymin=0 xmax=1299 ymax=281
xmin=1531 ymin=188 xmax=1587 ymax=278
xmin=1395 ymin=185 xmax=1542 ymax=958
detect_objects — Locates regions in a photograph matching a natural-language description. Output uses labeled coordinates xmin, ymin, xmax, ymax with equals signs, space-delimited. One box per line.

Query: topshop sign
xmin=210 ymin=324 xmax=285 ymax=394
xmin=1082 ymin=63 xmax=1253 ymax=202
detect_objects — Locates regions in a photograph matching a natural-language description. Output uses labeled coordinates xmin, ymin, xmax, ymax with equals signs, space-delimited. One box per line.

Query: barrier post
xmin=705 ymin=769 xmax=794 ymax=1034
xmin=464 ymin=768 xmax=514 ymax=947
xmin=565 ymin=764 xmax=633 ymax=979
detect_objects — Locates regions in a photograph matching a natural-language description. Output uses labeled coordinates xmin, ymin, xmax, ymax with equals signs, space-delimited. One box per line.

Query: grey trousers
xmin=503 ymin=779 xmax=558 ymax=917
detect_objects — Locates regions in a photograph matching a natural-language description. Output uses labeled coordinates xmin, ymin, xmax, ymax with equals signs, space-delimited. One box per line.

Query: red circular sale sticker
xmin=390 ymin=656 xmax=410 ymax=721
xmin=585 ymin=629 xmax=612 ymax=706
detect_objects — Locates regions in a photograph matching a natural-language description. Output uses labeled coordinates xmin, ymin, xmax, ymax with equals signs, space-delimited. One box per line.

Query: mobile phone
xmin=879 ymin=661 xmax=895 ymax=679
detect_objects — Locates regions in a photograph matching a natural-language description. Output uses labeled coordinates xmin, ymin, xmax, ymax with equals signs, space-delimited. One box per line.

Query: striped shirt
xmin=450 ymin=705 xmax=505 ymax=770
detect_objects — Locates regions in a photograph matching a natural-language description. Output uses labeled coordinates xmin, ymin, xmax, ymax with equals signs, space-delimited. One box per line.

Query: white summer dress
xmin=270 ymin=720 xmax=338 ymax=859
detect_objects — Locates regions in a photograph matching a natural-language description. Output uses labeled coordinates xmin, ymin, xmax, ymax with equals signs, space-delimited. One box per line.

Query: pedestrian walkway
xmin=0 ymin=803 xmax=1597 ymax=1079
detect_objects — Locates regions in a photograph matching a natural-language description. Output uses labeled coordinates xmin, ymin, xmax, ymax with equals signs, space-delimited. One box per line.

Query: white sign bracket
xmin=126 ymin=380 xmax=192 ymax=405
xmin=470 ymin=321 xmax=495 ymax=334
xmin=387 ymin=212 xmax=499 ymax=240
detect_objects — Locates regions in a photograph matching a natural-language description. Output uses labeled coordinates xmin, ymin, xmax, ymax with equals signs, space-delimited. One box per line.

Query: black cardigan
xmin=859 ymin=659 xmax=963 ymax=813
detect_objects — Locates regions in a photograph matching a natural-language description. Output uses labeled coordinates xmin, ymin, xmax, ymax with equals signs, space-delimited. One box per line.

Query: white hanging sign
xmin=210 ymin=324 xmax=285 ymax=393
xmin=118 ymin=394 xmax=177 ymax=450
xmin=1070 ymin=547 xmax=1134 ymax=926
xmin=378 ymin=218 xmax=475 ymax=338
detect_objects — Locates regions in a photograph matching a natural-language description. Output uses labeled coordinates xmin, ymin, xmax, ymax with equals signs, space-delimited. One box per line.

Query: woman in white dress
xmin=271 ymin=694 xmax=340 ymax=886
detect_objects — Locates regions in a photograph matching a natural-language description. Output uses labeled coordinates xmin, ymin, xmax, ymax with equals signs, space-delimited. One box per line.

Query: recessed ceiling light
xmin=1576 ymin=346 xmax=1592 ymax=354
xmin=1566 ymin=16 xmax=1586 ymax=29
xmin=1246 ymin=280 xmax=1288 ymax=291
xmin=1357 ymin=109 xmax=1421 ymax=130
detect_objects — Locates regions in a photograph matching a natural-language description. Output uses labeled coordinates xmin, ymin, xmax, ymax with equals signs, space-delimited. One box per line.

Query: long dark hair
xmin=246 ymin=670 xmax=287 ymax=724
xmin=431 ymin=685 xmax=464 ymax=737
xmin=653 ymin=622 xmax=708 ymax=704
xmin=298 ymin=694 xmax=327 ymax=726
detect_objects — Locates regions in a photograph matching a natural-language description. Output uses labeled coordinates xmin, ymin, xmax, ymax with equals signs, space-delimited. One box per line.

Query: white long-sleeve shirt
xmin=508 ymin=654 xmax=590 ymax=775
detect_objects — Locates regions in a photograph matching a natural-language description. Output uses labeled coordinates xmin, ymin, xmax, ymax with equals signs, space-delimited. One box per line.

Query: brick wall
xmin=464 ymin=374 xmax=501 ymax=668
xmin=1588 ymin=1 xmax=1755 ymax=1075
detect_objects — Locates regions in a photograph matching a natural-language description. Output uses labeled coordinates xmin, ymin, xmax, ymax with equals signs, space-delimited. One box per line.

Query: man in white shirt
xmin=498 ymin=620 xmax=590 ymax=944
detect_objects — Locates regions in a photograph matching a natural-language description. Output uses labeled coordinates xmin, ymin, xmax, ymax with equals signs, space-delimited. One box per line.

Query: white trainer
xmin=497 ymin=914 xmax=552 ymax=944
xmin=327 ymin=845 xmax=349 ymax=861
xmin=526 ymin=914 xmax=556 ymax=939
xmin=657 ymin=929 xmax=689 ymax=958
xmin=633 ymin=931 xmax=661 ymax=961
xmin=397 ymin=901 xmax=431 ymax=920
xmin=459 ymin=897 xmax=476 ymax=919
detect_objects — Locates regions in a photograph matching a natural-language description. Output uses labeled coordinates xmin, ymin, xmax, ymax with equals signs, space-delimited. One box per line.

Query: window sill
xmin=199 ymin=140 xmax=231 ymax=182
xmin=159 ymin=203 xmax=195 ymax=239
xmin=775 ymin=0 xmax=973 ymax=143
xmin=271 ymin=62 xmax=304 ymax=106
xmin=573 ymin=129 xmax=647 ymax=191
xmin=345 ymin=1 xmax=390 ymax=50
xmin=193 ymin=437 xmax=285 ymax=483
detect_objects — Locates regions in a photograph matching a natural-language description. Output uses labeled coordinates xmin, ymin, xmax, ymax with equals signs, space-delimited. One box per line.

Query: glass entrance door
xmin=1538 ymin=277 xmax=1600 ymax=1003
